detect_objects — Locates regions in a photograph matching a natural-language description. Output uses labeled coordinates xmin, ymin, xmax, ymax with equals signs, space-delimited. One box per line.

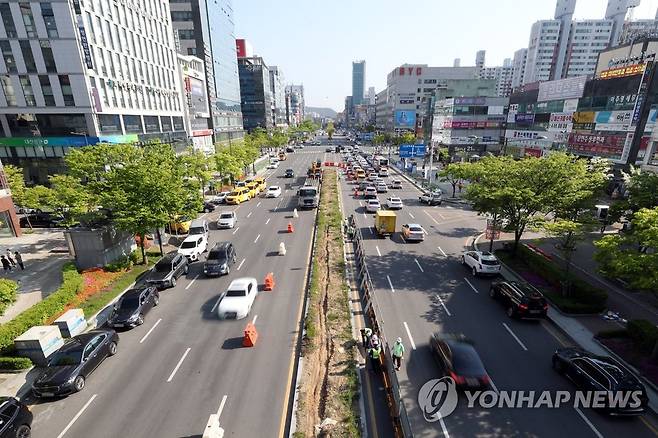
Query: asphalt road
xmin=338 ymin=145 xmax=658 ymax=438
xmin=26 ymin=148 xmax=324 ymax=438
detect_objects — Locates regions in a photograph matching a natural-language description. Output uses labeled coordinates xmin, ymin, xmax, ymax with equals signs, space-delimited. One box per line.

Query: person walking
xmin=1 ymin=255 xmax=10 ymax=272
xmin=392 ymin=337 xmax=405 ymax=371
xmin=5 ymin=250 xmax=15 ymax=267
xmin=13 ymin=251 xmax=24 ymax=270
xmin=368 ymin=344 xmax=382 ymax=373
xmin=361 ymin=327 xmax=372 ymax=349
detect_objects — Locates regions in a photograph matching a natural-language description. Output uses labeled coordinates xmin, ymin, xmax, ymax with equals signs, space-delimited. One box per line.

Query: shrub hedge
xmin=627 ymin=319 xmax=658 ymax=355
xmin=0 ymin=356 xmax=32 ymax=370
xmin=0 ymin=262 xmax=82 ymax=355
xmin=0 ymin=279 xmax=18 ymax=316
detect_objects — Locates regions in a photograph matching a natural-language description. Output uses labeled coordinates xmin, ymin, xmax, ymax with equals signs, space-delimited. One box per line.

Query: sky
xmin=233 ymin=0 xmax=658 ymax=112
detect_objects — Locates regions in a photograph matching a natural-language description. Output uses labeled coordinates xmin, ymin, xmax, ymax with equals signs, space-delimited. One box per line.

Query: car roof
xmin=122 ymin=288 xmax=147 ymax=299
xmin=477 ymin=251 xmax=497 ymax=259
xmin=507 ymin=281 xmax=542 ymax=297
xmin=407 ymin=223 xmax=422 ymax=228
xmin=160 ymin=251 xmax=178 ymax=263
xmin=228 ymin=277 xmax=257 ymax=289
xmin=211 ymin=241 xmax=232 ymax=251
xmin=182 ymin=234 xmax=202 ymax=242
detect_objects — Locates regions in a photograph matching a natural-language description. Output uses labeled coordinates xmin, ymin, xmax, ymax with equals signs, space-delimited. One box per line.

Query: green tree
xmin=326 ymin=122 xmax=335 ymax=139
xmin=214 ymin=148 xmax=242 ymax=184
xmin=180 ymin=148 xmax=214 ymax=194
xmin=373 ymin=134 xmax=386 ymax=146
xmin=595 ymin=207 xmax=658 ymax=291
xmin=48 ymin=175 xmax=91 ymax=227
xmin=3 ymin=164 xmax=26 ymax=208
xmin=610 ymin=167 xmax=658 ymax=224
xmin=438 ymin=163 xmax=471 ymax=198
xmin=393 ymin=132 xmax=415 ymax=146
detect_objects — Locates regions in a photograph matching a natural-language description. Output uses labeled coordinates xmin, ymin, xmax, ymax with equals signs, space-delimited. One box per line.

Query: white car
xmin=267 ymin=161 xmax=279 ymax=169
xmin=376 ymin=183 xmax=388 ymax=193
xmin=401 ymin=223 xmax=425 ymax=242
xmin=217 ymin=277 xmax=258 ymax=320
xmin=389 ymin=179 xmax=403 ymax=189
xmin=386 ymin=197 xmax=403 ymax=210
xmin=462 ymin=251 xmax=502 ymax=276
xmin=217 ymin=211 xmax=237 ymax=229
xmin=378 ymin=168 xmax=389 ymax=177
xmin=177 ymin=234 xmax=208 ymax=262
xmin=210 ymin=192 xmax=230 ymax=204
xmin=364 ymin=186 xmax=377 ymax=199
xmin=365 ymin=199 xmax=381 ymax=213
xmin=266 ymin=186 xmax=282 ymax=198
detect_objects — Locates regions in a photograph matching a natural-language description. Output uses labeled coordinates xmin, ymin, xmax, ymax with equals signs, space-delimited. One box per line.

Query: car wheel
xmin=109 ymin=341 xmax=118 ymax=356
xmin=472 ymin=266 xmax=478 ymax=277
xmin=153 ymin=294 xmax=160 ymax=306
xmin=73 ymin=375 xmax=85 ymax=392
xmin=171 ymin=277 xmax=177 ymax=288
xmin=15 ymin=424 xmax=30 ymax=438
xmin=136 ymin=314 xmax=144 ymax=326
xmin=507 ymin=306 xmax=515 ymax=318
xmin=552 ymin=357 xmax=565 ymax=374
xmin=461 ymin=256 xmax=466 ymax=265
xmin=183 ymin=265 xmax=189 ymax=275
xmin=489 ymin=288 xmax=496 ymax=298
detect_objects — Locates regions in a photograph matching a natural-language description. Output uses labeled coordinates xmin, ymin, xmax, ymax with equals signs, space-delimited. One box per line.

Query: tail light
xmin=450 ymin=372 xmax=466 ymax=385
xmin=481 ymin=374 xmax=490 ymax=384
xmin=543 ymin=302 xmax=549 ymax=311
xmin=518 ymin=303 xmax=528 ymax=312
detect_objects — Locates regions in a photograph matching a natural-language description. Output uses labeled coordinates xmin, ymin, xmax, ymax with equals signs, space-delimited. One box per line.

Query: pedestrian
xmin=368 ymin=344 xmax=382 ymax=373
xmin=369 ymin=333 xmax=380 ymax=350
xmin=4 ymin=250 xmax=15 ymax=267
xmin=13 ymin=251 xmax=23 ymax=270
xmin=392 ymin=337 xmax=405 ymax=370
xmin=361 ymin=327 xmax=372 ymax=349
xmin=1 ymin=256 xmax=10 ymax=272
xmin=458 ymin=181 xmax=464 ymax=193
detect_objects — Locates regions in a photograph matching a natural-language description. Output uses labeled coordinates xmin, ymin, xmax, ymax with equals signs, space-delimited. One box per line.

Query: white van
xmin=189 ymin=219 xmax=209 ymax=240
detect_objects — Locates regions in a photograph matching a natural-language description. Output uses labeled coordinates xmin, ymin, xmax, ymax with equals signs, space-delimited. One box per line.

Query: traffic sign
xmin=399 ymin=144 xmax=426 ymax=158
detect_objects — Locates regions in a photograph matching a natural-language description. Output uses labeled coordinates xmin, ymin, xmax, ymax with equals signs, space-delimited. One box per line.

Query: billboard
xmin=399 ymin=144 xmax=426 ymax=158
xmin=599 ymin=63 xmax=646 ymax=80
xmin=515 ymin=113 xmax=535 ymax=124
xmin=395 ymin=110 xmax=416 ymax=128
xmin=454 ymin=97 xmax=487 ymax=105
xmin=537 ymin=76 xmax=587 ymax=102
xmin=548 ymin=113 xmax=573 ymax=132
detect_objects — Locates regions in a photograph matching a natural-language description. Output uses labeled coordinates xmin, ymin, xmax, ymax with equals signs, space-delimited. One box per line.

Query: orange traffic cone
xmin=264 ymin=273 xmax=275 ymax=291
xmin=243 ymin=322 xmax=258 ymax=347
xmin=288 ymin=222 xmax=294 ymax=233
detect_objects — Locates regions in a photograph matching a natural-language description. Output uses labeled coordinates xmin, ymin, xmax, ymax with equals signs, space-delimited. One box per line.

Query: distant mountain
xmin=306 ymin=107 xmax=338 ymax=119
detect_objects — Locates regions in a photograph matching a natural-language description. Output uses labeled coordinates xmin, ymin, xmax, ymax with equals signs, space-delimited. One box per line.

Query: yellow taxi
xmin=254 ymin=177 xmax=266 ymax=192
xmin=226 ymin=187 xmax=250 ymax=205
xmin=356 ymin=169 xmax=366 ymax=180
xmin=245 ymin=181 xmax=259 ymax=198
xmin=168 ymin=216 xmax=192 ymax=234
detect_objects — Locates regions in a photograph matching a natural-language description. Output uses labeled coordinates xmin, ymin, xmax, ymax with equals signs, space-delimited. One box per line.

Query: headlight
xmin=66 ymin=375 xmax=77 ymax=384
xmin=128 ymin=313 xmax=139 ymax=322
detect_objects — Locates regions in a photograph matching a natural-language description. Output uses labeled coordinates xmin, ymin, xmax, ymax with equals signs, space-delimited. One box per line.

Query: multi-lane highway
xmin=27 ymin=148 xmax=325 ymax=438
xmin=337 ymin=145 xmax=658 ymax=438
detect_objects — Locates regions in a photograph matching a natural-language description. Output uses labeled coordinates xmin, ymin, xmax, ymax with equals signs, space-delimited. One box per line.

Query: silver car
xmin=217 ymin=211 xmax=237 ymax=229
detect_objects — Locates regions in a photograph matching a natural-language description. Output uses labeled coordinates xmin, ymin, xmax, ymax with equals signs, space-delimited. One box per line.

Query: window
xmin=187 ymin=47 xmax=197 ymax=56
xmin=0 ymin=4 xmax=17 ymax=38
xmin=39 ymin=75 xmax=54 ymax=105
xmin=19 ymin=75 xmax=35 ymax=106
xmin=171 ymin=11 xmax=193 ymax=21
xmin=178 ymin=29 xmax=194 ymax=39
xmin=1 ymin=76 xmax=16 ymax=106
xmin=19 ymin=3 xmax=36 ymax=37
xmin=95 ymin=16 xmax=104 ymax=45
xmin=0 ymin=41 xmax=16 ymax=73
xmin=40 ymin=2 xmax=57 ymax=37
xmin=19 ymin=40 xmax=36 ymax=72
xmin=38 ymin=40 xmax=54 ymax=72
xmin=58 ymin=75 xmax=74 ymax=106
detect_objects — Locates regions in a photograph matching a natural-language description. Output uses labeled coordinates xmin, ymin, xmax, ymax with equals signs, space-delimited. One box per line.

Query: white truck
xmin=419 ymin=190 xmax=443 ymax=206
xmin=298 ymin=179 xmax=320 ymax=208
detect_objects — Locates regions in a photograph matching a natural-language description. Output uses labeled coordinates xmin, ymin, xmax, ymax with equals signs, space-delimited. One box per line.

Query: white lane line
xmin=256 ymin=202 xmax=261 ymax=207
xmin=415 ymin=259 xmax=425 ymax=273
xmin=400 ymin=234 xmax=407 ymax=243
xmin=362 ymin=211 xmax=367 ymax=219
xmin=210 ymin=295 xmax=223 ymax=313
xmin=464 ymin=277 xmax=479 ymax=294
xmin=232 ymin=226 xmax=240 ymax=235
xmin=185 ymin=274 xmax=199 ymax=290
xmin=237 ymin=258 xmax=245 ymax=271
xmin=139 ymin=318 xmax=162 ymax=344
xmin=422 ymin=228 xmax=429 ymax=235
xmin=436 ymin=294 xmax=452 ymax=317
xmin=56 ymin=394 xmax=98 ymax=438
xmin=217 ymin=394 xmax=228 ymax=417
xmin=575 ymin=408 xmax=604 ymax=438
xmin=254 ymin=234 xmax=261 ymax=243
xmin=408 ymin=211 xmax=415 ymax=219
xmin=359 ymin=201 xmax=364 ymax=207
xmin=387 ymin=275 xmax=396 ymax=293
xmin=502 ymin=322 xmax=529 ymax=351
xmin=265 ymin=218 xmax=270 ymax=225
xmin=438 ymin=212 xmax=446 ymax=220
xmin=251 ymin=314 xmax=258 ymax=325
xmin=246 ymin=211 xmax=252 ymax=218
xmin=369 ymin=227 xmax=375 ymax=235
xmin=438 ymin=246 xmax=447 ymax=257
xmin=424 ymin=210 xmax=440 ymax=225
xmin=403 ymin=322 xmax=417 ymax=350
xmin=167 ymin=347 xmax=191 ymax=382
xmin=375 ymin=246 xmax=382 ymax=257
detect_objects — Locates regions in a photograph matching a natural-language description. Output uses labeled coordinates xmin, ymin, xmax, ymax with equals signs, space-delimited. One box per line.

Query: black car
xmin=18 ymin=211 xmax=64 ymax=228
xmin=429 ymin=333 xmax=490 ymax=389
xmin=146 ymin=251 xmax=189 ymax=289
xmin=108 ymin=286 xmax=159 ymax=328
xmin=32 ymin=329 xmax=119 ymax=397
xmin=0 ymin=397 xmax=32 ymax=438
xmin=325 ymin=147 xmax=333 ymax=152
xmin=489 ymin=281 xmax=548 ymax=319
xmin=553 ymin=347 xmax=649 ymax=415
xmin=203 ymin=242 xmax=236 ymax=276
xmin=285 ymin=169 xmax=294 ymax=178
xmin=286 ymin=146 xmax=294 ymax=153
xmin=201 ymin=202 xmax=216 ymax=213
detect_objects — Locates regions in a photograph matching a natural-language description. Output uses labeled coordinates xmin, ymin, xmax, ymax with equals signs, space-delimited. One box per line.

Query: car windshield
xmin=189 ymin=227 xmax=204 ymax=235
xmin=451 ymin=344 xmax=486 ymax=375
xmin=220 ymin=213 xmax=234 ymax=219
xmin=49 ymin=349 xmax=83 ymax=366
xmin=226 ymin=289 xmax=246 ymax=297
xmin=229 ymin=191 xmax=240 ymax=196
xmin=299 ymin=189 xmax=317 ymax=197
xmin=269 ymin=187 xmax=280 ymax=191
xmin=119 ymin=296 xmax=140 ymax=310
xmin=208 ymin=250 xmax=227 ymax=260
xmin=409 ymin=226 xmax=422 ymax=232
xmin=181 ymin=240 xmax=197 ymax=249
xmin=155 ymin=260 xmax=173 ymax=272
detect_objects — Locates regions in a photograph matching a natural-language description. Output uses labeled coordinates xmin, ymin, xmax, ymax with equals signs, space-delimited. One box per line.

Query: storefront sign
xmin=73 ymin=0 xmax=93 ymax=69
xmin=537 ymin=76 xmax=587 ymax=102
xmin=599 ymin=63 xmax=646 ymax=80
xmin=548 ymin=113 xmax=573 ymax=132
xmin=454 ymin=97 xmax=486 ymax=105
xmin=515 ymin=113 xmax=535 ymax=124
xmin=572 ymin=111 xmax=596 ymax=124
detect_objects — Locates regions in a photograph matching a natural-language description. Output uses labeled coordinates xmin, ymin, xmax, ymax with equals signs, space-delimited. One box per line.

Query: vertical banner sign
xmin=72 ymin=0 xmax=93 ymax=69
xmin=621 ymin=61 xmax=653 ymax=163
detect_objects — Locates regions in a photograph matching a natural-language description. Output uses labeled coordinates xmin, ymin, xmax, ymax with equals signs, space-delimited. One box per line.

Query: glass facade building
xmin=238 ymin=57 xmax=272 ymax=131
xmin=352 ymin=60 xmax=365 ymax=106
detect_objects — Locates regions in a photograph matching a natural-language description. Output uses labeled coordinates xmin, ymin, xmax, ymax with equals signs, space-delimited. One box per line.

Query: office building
xmin=0 ymin=159 xmax=20 ymax=236
xmin=523 ymin=20 xmax=562 ymax=84
xmin=453 ymin=58 xmax=461 ymax=67
xmin=375 ymin=89 xmax=392 ymax=130
xmin=269 ymin=66 xmax=287 ymax=127
xmin=352 ymin=60 xmax=365 ymax=106
xmin=606 ymin=0 xmax=641 ymax=46
xmin=170 ymin=0 xmax=243 ymax=145
xmin=619 ymin=18 xmax=658 ymax=44
xmin=0 ymin=0 xmax=186 ymax=183
xmin=238 ymin=56 xmax=272 ymax=131
xmin=480 ymin=58 xmax=514 ymax=97
xmin=511 ymin=48 xmax=528 ymax=90
xmin=367 ymin=86 xmax=376 ymax=105
xmin=285 ymin=84 xmax=304 ymax=126
xmin=475 ymin=50 xmax=486 ymax=75
xmin=177 ymin=54 xmax=212 ymax=153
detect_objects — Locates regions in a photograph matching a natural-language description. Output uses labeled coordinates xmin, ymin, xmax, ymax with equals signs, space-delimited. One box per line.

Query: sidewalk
xmin=0 ymin=230 xmax=71 ymax=324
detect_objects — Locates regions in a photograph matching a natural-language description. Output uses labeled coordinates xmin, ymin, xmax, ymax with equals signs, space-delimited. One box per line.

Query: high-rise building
xmin=170 ymin=0 xmax=244 ymax=144
xmin=238 ymin=56 xmax=272 ymax=131
xmin=367 ymin=86 xmax=376 ymax=105
xmin=269 ymin=66 xmax=287 ymax=127
xmin=177 ymin=54 xmax=212 ymax=153
xmin=0 ymin=0 xmax=186 ymax=183
xmin=352 ymin=60 xmax=365 ymax=106
xmin=511 ymin=48 xmax=528 ymax=90
xmin=453 ymin=58 xmax=461 ymax=67
xmin=475 ymin=50 xmax=486 ymax=75
xmin=285 ymin=85 xmax=304 ymax=126
xmin=523 ymin=20 xmax=562 ymax=84
xmin=606 ymin=0 xmax=641 ymax=46
xmin=480 ymin=58 xmax=514 ymax=97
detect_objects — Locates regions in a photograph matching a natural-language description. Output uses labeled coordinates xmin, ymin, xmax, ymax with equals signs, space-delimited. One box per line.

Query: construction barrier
xmin=264 ymin=273 xmax=275 ymax=291
xmin=243 ymin=322 xmax=258 ymax=347
xmin=287 ymin=222 xmax=294 ymax=233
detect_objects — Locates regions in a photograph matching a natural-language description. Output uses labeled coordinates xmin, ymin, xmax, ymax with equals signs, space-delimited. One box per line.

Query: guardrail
xmin=349 ymin=216 xmax=414 ymax=437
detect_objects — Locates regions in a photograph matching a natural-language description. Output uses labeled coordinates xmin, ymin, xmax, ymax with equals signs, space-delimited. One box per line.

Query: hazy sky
xmin=233 ymin=0 xmax=658 ymax=111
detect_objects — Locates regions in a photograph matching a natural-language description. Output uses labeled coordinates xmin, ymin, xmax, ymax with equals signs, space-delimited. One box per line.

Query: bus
xmin=373 ymin=156 xmax=389 ymax=171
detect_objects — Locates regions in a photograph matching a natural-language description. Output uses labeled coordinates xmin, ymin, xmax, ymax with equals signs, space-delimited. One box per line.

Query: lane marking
xmin=438 ymin=246 xmax=447 ymax=257
xmin=640 ymin=416 xmax=658 ymax=438
xmin=254 ymin=234 xmax=261 ymax=243
xmin=540 ymin=320 xmax=569 ymax=348
xmin=403 ymin=322 xmax=417 ymax=350
xmin=415 ymin=259 xmax=425 ymax=273
xmin=438 ymin=212 xmax=446 ymax=220
xmin=464 ymin=277 xmax=479 ymax=294
xmin=375 ymin=246 xmax=382 ymax=257
xmin=251 ymin=314 xmax=258 ymax=325
xmin=400 ymin=235 xmax=406 ymax=243
xmin=236 ymin=258 xmax=245 ymax=271
xmin=266 ymin=218 xmax=270 ymax=225
xmin=574 ymin=408 xmax=604 ymax=438
xmin=56 ymin=394 xmax=98 ymax=438
xmin=359 ymin=201 xmax=364 ymax=207
xmin=139 ymin=318 xmax=162 ymax=344
xmin=232 ymin=226 xmax=240 ymax=235
xmin=369 ymin=227 xmax=375 ymax=235
xmin=246 ymin=211 xmax=252 ymax=218
xmin=387 ymin=275 xmax=395 ymax=293
xmin=436 ymin=294 xmax=452 ymax=317
xmin=185 ymin=274 xmax=199 ymax=290
xmin=362 ymin=211 xmax=367 ymax=219
xmin=167 ymin=347 xmax=191 ymax=382
xmin=217 ymin=394 xmax=228 ymax=417
xmin=256 ymin=202 xmax=261 ymax=207
xmin=211 ymin=297 xmax=223 ymax=314
xmin=424 ymin=210 xmax=440 ymax=225
xmin=408 ymin=212 xmax=415 ymax=219
xmin=502 ymin=322 xmax=528 ymax=351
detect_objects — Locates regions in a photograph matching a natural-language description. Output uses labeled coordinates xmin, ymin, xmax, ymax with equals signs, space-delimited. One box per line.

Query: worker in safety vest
xmin=368 ymin=344 xmax=382 ymax=373
xmin=392 ymin=337 xmax=405 ymax=370
xmin=361 ymin=327 xmax=372 ymax=349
